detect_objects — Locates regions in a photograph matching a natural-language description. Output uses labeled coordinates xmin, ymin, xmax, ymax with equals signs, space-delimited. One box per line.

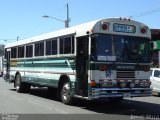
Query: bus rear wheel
xmin=60 ymin=82 xmax=73 ymax=105
xmin=15 ymin=74 xmax=30 ymax=93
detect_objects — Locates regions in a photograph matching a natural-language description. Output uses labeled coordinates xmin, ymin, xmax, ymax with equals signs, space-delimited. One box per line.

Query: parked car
xmin=150 ymin=68 xmax=160 ymax=95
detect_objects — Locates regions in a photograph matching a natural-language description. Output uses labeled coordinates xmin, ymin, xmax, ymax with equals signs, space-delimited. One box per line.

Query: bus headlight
xmin=139 ymin=82 xmax=150 ymax=87
xmin=120 ymin=82 xmax=126 ymax=88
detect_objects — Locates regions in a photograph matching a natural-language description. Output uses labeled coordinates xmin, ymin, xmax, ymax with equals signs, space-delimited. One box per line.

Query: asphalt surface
xmin=0 ymin=77 xmax=160 ymax=120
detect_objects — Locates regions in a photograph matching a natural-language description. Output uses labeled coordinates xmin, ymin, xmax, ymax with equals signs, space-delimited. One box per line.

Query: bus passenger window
xmin=11 ymin=47 xmax=17 ymax=58
xmin=26 ymin=45 xmax=33 ymax=57
xmin=18 ymin=46 xmax=24 ymax=58
xmin=46 ymin=40 xmax=52 ymax=55
xmin=60 ymin=36 xmax=74 ymax=54
xmin=64 ymin=37 xmax=71 ymax=54
xmin=71 ymin=36 xmax=74 ymax=54
xmin=52 ymin=40 xmax=57 ymax=55
xmin=39 ymin=42 xmax=44 ymax=56
xmin=46 ymin=40 xmax=57 ymax=55
xmin=35 ymin=42 xmax=44 ymax=56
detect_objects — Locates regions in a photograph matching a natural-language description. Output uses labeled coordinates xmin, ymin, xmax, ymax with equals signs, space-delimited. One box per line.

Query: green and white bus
xmin=4 ymin=18 xmax=152 ymax=104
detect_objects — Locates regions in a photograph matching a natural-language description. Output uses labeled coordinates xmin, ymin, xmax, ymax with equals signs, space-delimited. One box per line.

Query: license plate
xmin=123 ymin=93 xmax=131 ymax=97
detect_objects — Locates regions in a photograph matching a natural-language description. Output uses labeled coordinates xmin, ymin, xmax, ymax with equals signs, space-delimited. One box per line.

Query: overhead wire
xmin=129 ymin=7 xmax=160 ymax=18
xmin=1 ymin=6 xmax=160 ymax=42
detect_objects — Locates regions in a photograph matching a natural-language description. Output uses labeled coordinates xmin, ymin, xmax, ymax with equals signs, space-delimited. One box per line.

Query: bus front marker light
xmin=101 ymin=22 xmax=109 ymax=31
xmin=86 ymin=31 xmax=90 ymax=35
xmin=102 ymin=24 xmax=108 ymax=30
xmin=141 ymin=28 xmax=146 ymax=34
xmin=120 ymin=82 xmax=126 ymax=88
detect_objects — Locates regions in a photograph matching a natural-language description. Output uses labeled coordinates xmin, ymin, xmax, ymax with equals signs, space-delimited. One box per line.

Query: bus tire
xmin=60 ymin=81 xmax=73 ymax=105
xmin=15 ymin=74 xmax=30 ymax=93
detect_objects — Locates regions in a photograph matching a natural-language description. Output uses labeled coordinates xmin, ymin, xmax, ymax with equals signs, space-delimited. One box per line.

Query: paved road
xmin=0 ymin=77 xmax=160 ymax=120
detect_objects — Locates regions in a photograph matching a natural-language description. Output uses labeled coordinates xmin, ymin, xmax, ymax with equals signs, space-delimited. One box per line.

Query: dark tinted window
xmin=26 ymin=45 xmax=33 ymax=58
xmin=52 ymin=40 xmax=57 ymax=55
xmin=46 ymin=40 xmax=52 ymax=55
xmin=46 ymin=39 xmax=57 ymax=55
xmin=154 ymin=70 xmax=160 ymax=77
xmin=18 ymin=46 xmax=24 ymax=58
xmin=60 ymin=36 xmax=74 ymax=54
xmin=11 ymin=47 xmax=17 ymax=58
xmin=91 ymin=34 xmax=150 ymax=63
xmin=60 ymin=38 xmax=64 ymax=54
xmin=35 ymin=42 xmax=44 ymax=56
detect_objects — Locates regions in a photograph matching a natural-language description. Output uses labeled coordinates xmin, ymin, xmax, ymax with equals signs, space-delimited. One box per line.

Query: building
xmin=0 ymin=44 xmax=5 ymax=56
xmin=150 ymin=29 xmax=160 ymax=67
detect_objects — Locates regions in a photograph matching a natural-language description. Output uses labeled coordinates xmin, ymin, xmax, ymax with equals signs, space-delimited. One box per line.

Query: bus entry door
xmin=76 ymin=36 xmax=89 ymax=97
xmin=5 ymin=50 xmax=11 ymax=80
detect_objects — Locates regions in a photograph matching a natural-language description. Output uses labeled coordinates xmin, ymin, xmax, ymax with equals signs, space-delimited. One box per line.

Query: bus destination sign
xmin=113 ymin=24 xmax=136 ymax=33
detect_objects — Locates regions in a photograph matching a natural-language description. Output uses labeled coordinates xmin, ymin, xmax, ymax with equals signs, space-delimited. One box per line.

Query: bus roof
xmin=5 ymin=18 xmax=150 ymax=48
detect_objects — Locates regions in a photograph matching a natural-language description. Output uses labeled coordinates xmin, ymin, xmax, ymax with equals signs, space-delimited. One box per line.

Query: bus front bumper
xmin=89 ymin=88 xmax=152 ymax=99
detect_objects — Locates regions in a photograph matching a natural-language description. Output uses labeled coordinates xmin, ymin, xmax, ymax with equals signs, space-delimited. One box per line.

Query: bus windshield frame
xmin=91 ymin=34 xmax=150 ymax=63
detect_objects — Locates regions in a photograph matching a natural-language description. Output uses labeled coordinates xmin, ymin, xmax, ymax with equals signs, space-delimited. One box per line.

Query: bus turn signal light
xmin=90 ymin=80 xmax=96 ymax=87
xmin=141 ymin=28 xmax=146 ymax=34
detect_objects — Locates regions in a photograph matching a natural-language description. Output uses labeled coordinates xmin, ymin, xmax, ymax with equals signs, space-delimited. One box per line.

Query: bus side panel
xmin=16 ymin=57 xmax=76 ymax=88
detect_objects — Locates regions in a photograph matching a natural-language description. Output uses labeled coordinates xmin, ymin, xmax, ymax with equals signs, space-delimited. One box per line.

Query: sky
xmin=0 ymin=0 xmax=160 ymax=45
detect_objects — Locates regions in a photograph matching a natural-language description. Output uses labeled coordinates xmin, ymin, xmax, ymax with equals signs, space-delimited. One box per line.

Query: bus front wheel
xmin=60 ymin=82 xmax=73 ymax=105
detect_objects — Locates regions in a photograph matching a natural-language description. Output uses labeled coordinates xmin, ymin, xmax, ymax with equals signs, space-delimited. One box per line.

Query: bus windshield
xmin=91 ymin=34 xmax=150 ymax=63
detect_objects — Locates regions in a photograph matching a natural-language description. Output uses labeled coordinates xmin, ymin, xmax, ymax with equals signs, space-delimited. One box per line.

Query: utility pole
xmin=17 ymin=36 xmax=19 ymax=41
xmin=42 ymin=3 xmax=70 ymax=28
xmin=65 ymin=3 xmax=70 ymax=28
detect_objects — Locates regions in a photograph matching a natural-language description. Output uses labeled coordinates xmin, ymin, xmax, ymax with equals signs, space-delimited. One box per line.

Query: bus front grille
xmin=117 ymin=71 xmax=135 ymax=78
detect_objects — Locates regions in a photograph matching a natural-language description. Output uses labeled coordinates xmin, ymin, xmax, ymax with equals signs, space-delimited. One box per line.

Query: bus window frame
xmin=7 ymin=34 xmax=76 ymax=61
xmin=18 ymin=45 xmax=25 ymax=58
xmin=11 ymin=47 xmax=18 ymax=59
xmin=45 ymin=38 xmax=58 ymax=56
xmin=26 ymin=44 xmax=34 ymax=59
xmin=59 ymin=35 xmax=75 ymax=56
xmin=34 ymin=41 xmax=45 ymax=57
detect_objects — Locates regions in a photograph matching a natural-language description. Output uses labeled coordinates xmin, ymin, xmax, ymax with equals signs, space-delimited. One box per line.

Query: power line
xmin=129 ymin=7 xmax=160 ymax=19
